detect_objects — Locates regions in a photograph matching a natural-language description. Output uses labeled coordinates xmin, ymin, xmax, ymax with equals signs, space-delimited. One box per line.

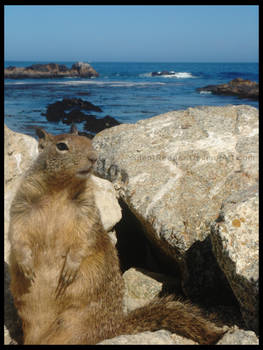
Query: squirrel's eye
xmin=56 ymin=142 xmax=69 ymax=151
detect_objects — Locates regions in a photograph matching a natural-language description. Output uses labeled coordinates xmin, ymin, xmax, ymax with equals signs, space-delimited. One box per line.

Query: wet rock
xmin=43 ymin=98 xmax=102 ymax=122
xmin=197 ymin=78 xmax=258 ymax=100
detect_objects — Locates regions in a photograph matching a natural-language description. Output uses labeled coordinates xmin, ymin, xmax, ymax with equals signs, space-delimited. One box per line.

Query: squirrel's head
xmin=35 ymin=125 xmax=97 ymax=181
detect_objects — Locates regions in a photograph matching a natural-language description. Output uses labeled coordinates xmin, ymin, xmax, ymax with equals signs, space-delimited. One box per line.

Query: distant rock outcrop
xmin=197 ymin=78 xmax=258 ymax=100
xmin=4 ymin=61 xmax=99 ymax=79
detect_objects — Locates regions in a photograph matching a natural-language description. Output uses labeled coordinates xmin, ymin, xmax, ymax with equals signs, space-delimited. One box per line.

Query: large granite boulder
xmin=4 ymin=61 xmax=99 ymax=79
xmin=93 ymin=105 xmax=258 ymax=325
xmin=211 ymin=185 xmax=259 ymax=332
xmin=197 ymin=78 xmax=258 ymax=100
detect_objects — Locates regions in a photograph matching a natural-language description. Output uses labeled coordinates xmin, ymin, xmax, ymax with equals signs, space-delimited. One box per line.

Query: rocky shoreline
xmin=4 ymin=105 xmax=258 ymax=344
xmin=197 ymin=78 xmax=258 ymax=100
xmin=4 ymin=61 xmax=99 ymax=79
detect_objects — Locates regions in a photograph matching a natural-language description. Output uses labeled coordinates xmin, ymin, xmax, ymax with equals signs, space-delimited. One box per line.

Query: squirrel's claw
xmin=19 ymin=263 xmax=36 ymax=282
xmin=55 ymin=254 xmax=79 ymax=299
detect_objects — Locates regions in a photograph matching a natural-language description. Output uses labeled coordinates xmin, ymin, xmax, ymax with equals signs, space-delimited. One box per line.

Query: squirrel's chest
xmin=30 ymin=196 xmax=84 ymax=245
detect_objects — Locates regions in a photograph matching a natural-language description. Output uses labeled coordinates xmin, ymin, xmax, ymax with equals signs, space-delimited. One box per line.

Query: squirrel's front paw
xmin=19 ymin=260 xmax=36 ymax=281
xmin=16 ymin=248 xmax=35 ymax=281
xmin=55 ymin=254 xmax=80 ymax=298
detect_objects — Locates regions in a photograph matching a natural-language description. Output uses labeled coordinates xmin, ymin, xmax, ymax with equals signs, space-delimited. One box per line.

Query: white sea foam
xmin=5 ymin=80 xmax=166 ymax=87
xmin=199 ymin=90 xmax=212 ymax=94
xmin=53 ymin=80 xmax=166 ymax=87
xmin=163 ymin=72 xmax=195 ymax=78
xmin=140 ymin=72 xmax=196 ymax=78
xmin=139 ymin=72 xmax=153 ymax=78
xmin=5 ymin=81 xmax=28 ymax=85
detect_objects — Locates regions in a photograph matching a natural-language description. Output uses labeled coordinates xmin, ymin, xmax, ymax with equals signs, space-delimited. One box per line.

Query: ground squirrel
xmin=8 ymin=126 xmax=226 ymax=344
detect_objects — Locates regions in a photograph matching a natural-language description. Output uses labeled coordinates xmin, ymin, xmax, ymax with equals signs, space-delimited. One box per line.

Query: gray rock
xmin=91 ymin=175 xmax=122 ymax=232
xmin=217 ymin=326 xmax=258 ymax=345
xmin=123 ymin=267 xmax=181 ymax=313
xmin=98 ymin=330 xmax=176 ymax=344
xmin=93 ymin=105 xmax=258 ymax=301
xmin=211 ymin=185 xmax=259 ymax=333
xmin=4 ymin=125 xmax=39 ymax=261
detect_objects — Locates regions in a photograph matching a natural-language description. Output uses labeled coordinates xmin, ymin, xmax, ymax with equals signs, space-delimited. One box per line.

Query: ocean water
xmin=4 ymin=61 xmax=258 ymax=137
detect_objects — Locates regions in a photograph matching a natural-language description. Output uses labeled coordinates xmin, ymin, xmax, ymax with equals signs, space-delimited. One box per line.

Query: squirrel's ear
xmin=36 ymin=127 xmax=50 ymax=140
xmin=35 ymin=128 xmax=53 ymax=152
xmin=70 ymin=123 xmax=78 ymax=135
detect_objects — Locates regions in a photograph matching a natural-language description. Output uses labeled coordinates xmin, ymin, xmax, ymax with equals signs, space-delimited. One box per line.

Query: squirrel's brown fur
xmin=8 ymin=126 xmax=226 ymax=344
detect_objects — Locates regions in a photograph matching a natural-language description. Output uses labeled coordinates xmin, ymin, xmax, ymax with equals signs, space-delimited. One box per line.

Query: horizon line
xmin=4 ymin=60 xmax=259 ymax=64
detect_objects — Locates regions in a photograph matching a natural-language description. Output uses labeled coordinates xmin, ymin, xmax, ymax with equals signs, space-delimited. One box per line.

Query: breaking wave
xmin=199 ymin=90 xmax=212 ymax=94
xmin=5 ymin=80 xmax=166 ymax=87
xmin=140 ymin=71 xmax=196 ymax=78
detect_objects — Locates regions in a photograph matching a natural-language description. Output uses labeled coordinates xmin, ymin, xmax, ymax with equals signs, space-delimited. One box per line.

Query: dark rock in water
xmin=62 ymin=110 xmax=93 ymax=124
xmin=151 ymin=70 xmax=175 ymax=76
xmin=84 ymin=115 xmax=121 ymax=133
xmin=59 ymin=97 xmax=102 ymax=112
xmin=43 ymin=98 xmax=102 ymax=122
xmin=6 ymin=65 xmax=16 ymax=71
xmin=4 ymin=61 xmax=99 ymax=79
xmin=43 ymin=97 xmax=120 ymax=134
xmin=197 ymin=78 xmax=258 ymax=100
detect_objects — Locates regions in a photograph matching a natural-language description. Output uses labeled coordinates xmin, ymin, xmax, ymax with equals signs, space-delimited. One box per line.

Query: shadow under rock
xmin=4 ymin=262 xmax=23 ymax=344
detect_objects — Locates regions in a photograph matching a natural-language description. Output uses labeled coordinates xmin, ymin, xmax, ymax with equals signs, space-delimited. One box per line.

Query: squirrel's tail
xmin=116 ymin=295 xmax=226 ymax=345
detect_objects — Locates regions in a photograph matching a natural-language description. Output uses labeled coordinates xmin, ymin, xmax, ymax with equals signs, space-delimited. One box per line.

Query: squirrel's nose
xmin=88 ymin=152 xmax=97 ymax=164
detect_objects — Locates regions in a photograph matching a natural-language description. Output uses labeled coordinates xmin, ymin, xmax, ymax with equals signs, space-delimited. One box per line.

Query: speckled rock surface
xmin=91 ymin=175 xmax=122 ymax=231
xmin=217 ymin=326 xmax=258 ymax=345
xmin=123 ymin=267 xmax=181 ymax=313
xmin=98 ymin=330 xmax=176 ymax=344
xmin=93 ymin=105 xmax=258 ymax=301
xmin=4 ymin=125 xmax=39 ymax=261
xmin=211 ymin=185 xmax=259 ymax=333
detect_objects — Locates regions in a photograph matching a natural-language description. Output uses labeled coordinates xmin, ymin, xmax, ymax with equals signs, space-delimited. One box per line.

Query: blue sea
xmin=4 ymin=61 xmax=258 ymax=137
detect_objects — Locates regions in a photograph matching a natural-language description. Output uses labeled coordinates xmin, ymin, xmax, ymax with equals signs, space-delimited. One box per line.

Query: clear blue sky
xmin=4 ymin=5 xmax=258 ymax=62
